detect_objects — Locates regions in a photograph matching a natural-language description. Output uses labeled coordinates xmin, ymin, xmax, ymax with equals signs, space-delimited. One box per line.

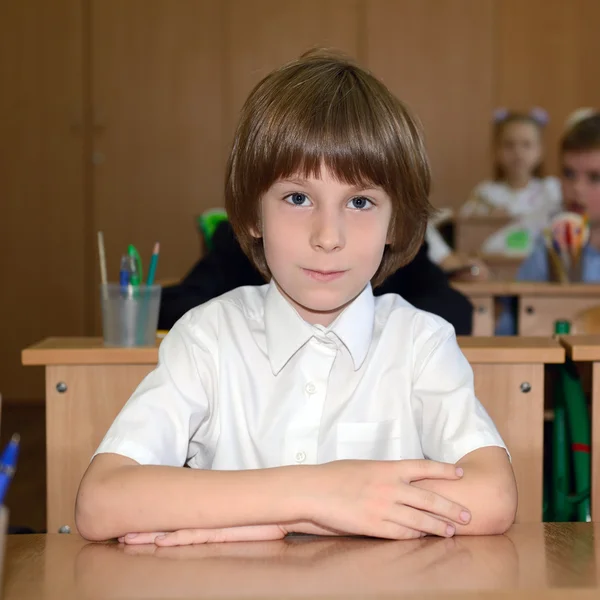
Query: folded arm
xmin=413 ymin=446 xmax=517 ymax=535
xmin=75 ymin=453 xmax=314 ymax=541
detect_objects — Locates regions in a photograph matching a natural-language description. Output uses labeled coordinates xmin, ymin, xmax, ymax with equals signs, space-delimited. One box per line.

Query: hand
xmin=449 ymin=258 xmax=490 ymax=282
xmin=308 ymin=459 xmax=471 ymax=540
xmin=118 ymin=522 xmax=340 ymax=547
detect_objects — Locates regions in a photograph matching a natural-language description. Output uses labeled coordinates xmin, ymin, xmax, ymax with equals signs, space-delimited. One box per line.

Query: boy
xmin=76 ymin=51 xmax=516 ymax=545
xmin=158 ymin=220 xmax=476 ymax=335
xmin=518 ymin=113 xmax=600 ymax=281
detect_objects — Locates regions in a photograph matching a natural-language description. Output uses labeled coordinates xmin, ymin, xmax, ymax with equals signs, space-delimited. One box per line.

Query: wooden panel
xmin=519 ymin=296 xmax=600 ymax=336
xmin=0 ymin=0 xmax=85 ymax=400
xmin=472 ymin=363 xmax=545 ymax=522
xmin=365 ymin=0 xmax=493 ymax=210
xmin=224 ymin=0 xmax=361 ymax=138
xmin=23 ymin=336 xmax=564 ymax=366
xmin=495 ymin=0 xmax=600 ymax=178
xmin=46 ymin=364 xmax=153 ymax=534
xmin=14 ymin=526 xmax=600 ymax=597
xmin=561 ymin=335 xmax=600 ymax=362
xmin=469 ymin=297 xmax=495 ymax=337
xmin=91 ymin=0 xmax=225 ymax=331
xmin=455 ymin=216 xmax=513 ymax=254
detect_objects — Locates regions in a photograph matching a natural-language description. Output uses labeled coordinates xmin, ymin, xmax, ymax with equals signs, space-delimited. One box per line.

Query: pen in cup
xmin=119 ymin=254 xmax=131 ymax=293
xmin=128 ymin=244 xmax=143 ymax=288
xmin=146 ymin=242 xmax=160 ymax=286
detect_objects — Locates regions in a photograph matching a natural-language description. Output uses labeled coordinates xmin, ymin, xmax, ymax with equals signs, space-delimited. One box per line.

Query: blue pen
xmin=119 ymin=255 xmax=130 ymax=291
xmin=0 ymin=434 xmax=20 ymax=505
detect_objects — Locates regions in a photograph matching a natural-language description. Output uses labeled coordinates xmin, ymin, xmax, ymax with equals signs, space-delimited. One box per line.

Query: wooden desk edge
xmin=22 ymin=337 xmax=161 ymax=366
xmin=560 ymin=335 xmax=600 ymax=361
xmin=23 ymin=337 xmax=565 ymax=366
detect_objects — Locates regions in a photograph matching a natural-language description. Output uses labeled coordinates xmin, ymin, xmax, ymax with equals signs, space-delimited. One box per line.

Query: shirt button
xmin=295 ymin=451 xmax=306 ymax=463
xmin=305 ymin=382 xmax=316 ymax=395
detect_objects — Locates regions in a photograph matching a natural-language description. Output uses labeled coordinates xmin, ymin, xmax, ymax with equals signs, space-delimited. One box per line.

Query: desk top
xmin=560 ymin=335 xmax=600 ymax=361
xmin=21 ymin=336 xmax=565 ymax=366
xmin=4 ymin=524 xmax=599 ymax=600
xmin=453 ymin=281 xmax=600 ymax=297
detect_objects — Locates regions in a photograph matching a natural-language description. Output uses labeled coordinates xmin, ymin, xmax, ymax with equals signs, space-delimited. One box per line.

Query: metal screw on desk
xmin=477 ymin=305 xmax=487 ymax=313
xmin=520 ymin=382 xmax=531 ymax=393
xmin=56 ymin=382 xmax=68 ymax=393
xmin=525 ymin=306 xmax=535 ymax=315
xmin=58 ymin=525 xmax=71 ymax=534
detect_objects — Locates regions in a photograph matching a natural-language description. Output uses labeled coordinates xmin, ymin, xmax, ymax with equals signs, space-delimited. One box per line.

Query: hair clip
xmin=493 ymin=108 xmax=509 ymax=123
xmin=529 ymin=107 xmax=549 ymax=126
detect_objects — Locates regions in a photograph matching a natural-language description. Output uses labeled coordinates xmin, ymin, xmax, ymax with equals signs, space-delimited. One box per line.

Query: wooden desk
xmin=453 ymin=282 xmax=600 ymax=336
xmin=455 ymin=214 xmax=513 ymax=254
xmin=477 ymin=253 xmax=524 ymax=281
xmin=22 ymin=337 xmax=564 ymax=533
xmin=4 ymin=524 xmax=600 ymax=599
xmin=559 ymin=335 xmax=600 ymax=521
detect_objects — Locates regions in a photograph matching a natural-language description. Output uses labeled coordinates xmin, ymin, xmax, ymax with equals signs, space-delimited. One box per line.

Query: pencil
xmin=98 ymin=231 xmax=108 ymax=298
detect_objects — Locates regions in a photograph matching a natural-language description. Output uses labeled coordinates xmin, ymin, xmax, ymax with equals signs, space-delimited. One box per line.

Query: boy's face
xmin=257 ymin=166 xmax=392 ymax=326
xmin=561 ymin=150 xmax=600 ymax=219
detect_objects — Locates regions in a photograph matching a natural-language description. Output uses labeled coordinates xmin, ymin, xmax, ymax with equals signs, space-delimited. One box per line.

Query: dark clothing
xmin=158 ymin=222 xmax=473 ymax=335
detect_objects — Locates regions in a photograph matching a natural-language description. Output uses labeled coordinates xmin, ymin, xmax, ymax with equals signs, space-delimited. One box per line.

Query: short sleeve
xmin=425 ymin=224 xmax=451 ymax=265
xmin=517 ymin=234 xmax=549 ymax=281
xmin=411 ymin=325 xmax=507 ymax=464
xmin=94 ymin=312 xmax=216 ymax=467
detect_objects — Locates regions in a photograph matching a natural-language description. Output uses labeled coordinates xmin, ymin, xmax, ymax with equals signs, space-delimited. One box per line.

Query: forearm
xmin=76 ymin=454 xmax=318 ymax=541
xmin=412 ymin=447 xmax=517 ymax=535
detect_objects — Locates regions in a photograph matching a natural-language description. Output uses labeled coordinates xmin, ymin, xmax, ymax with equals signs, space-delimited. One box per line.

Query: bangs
xmin=244 ymin=64 xmax=426 ymax=200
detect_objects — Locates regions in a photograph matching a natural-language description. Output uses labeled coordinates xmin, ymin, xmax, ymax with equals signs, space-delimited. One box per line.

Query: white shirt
xmin=460 ymin=177 xmax=562 ymax=218
xmin=96 ymin=282 xmax=506 ymax=469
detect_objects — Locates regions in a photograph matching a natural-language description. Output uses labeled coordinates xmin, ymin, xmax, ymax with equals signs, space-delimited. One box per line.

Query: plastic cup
xmin=101 ymin=284 xmax=162 ymax=347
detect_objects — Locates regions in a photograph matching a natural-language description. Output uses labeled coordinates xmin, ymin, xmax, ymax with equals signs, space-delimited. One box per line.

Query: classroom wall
xmin=2 ymin=0 xmax=600 ymax=400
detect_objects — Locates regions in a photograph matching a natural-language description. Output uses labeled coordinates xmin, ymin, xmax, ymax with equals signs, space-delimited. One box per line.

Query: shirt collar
xmin=264 ymin=281 xmax=375 ymax=375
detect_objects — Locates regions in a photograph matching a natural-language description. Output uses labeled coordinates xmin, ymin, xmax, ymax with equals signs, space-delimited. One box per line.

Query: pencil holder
xmin=101 ymin=284 xmax=162 ymax=347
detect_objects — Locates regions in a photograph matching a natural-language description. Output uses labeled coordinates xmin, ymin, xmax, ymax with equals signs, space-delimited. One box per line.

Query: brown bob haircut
xmin=561 ymin=113 xmax=600 ymax=154
xmin=225 ymin=49 xmax=432 ymax=287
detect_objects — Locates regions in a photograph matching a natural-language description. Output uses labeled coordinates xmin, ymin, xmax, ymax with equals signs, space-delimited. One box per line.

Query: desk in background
xmin=4 ymin=523 xmax=600 ymax=599
xmin=454 ymin=214 xmax=513 ymax=255
xmin=477 ymin=253 xmax=524 ymax=280
xmin=453 ymin=282 xmax=600 ymax=336
xmin=22 ymin=336 xmax=564 ymax=533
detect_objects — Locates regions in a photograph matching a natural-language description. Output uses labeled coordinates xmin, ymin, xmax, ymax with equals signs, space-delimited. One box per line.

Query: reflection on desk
xmin=4 ymin=523 xmax=600 ymax=599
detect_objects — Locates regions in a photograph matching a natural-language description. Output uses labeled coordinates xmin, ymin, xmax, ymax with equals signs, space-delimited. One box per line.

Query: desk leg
xmin=45 ymin=364 xmax=153 ymax=534
xmin=471 ymin=296 xmax=494 ymax=336
xmin=592 ymin=363 xmax=600 ymax=521
xmin=472 ymin=363 xmax=544 ymax=522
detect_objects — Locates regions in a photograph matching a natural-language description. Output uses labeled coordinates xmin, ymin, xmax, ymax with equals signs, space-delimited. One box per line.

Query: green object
xmin=128 ymin=244 xmax=143 ymax=287
xmin=146 ymin=246 xmax=160 ymax=286
xmin=554 ymin=320 xmax=571 ymax=335
xmin=505 ymin=229 xmax=530 ymax=251
xmin=548 ymin=319 xmax=591 ymax=522
xmin=552 ymin=396 xmax=571 ymax=521
xmin=197 ymin=209 xmax=228 ymax=251
xmin=560 ymin=360 xmax=591 ymax=522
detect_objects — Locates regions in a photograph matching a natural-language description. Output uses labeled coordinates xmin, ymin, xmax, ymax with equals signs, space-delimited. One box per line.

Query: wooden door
xmin=0 ymin=0 xmax=86 ymax=400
